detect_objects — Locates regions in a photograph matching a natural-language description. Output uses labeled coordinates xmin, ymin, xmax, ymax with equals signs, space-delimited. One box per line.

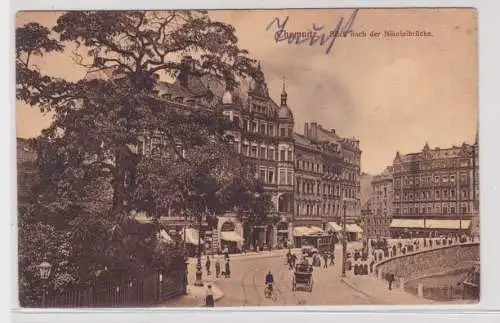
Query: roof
xmin=395 ymin=143 xmax=476 ymax=163
xmin=278 ymin=104 xmax=294 ymax=121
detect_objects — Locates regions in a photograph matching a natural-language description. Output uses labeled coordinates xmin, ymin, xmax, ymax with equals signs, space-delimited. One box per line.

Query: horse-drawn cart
xmin=292 ymin=263 xmax=313 ymax=292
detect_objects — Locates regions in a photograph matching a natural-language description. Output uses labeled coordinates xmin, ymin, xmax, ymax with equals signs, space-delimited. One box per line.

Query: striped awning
xmin=157 ymin=229 xmax=173 ymax=243
xmin=425 ymin=219 xmax=471 ymax=229
xmin=220 ymin=231 xmax=244 ymax=242
xmin=326 ymin=222 xmax=343 ymax=232
xmin=182 ymin=228 xmax=199 ymax=245
xmin=346 ymin=224 xmax=363 ymax=233
xmin=293 ymin=226 xmax=324 ymax=237
xmin=390 ymin=219 xmax=425 ymax=228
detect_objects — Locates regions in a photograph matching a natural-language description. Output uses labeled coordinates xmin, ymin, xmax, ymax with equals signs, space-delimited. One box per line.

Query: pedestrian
xmin=205 ymin=284 xmax=214 ymax=307
xmin=223 ymin=246 xmax=229 ymax=260
xmin=215 ymin=257 xmax=221 ymax=278
xmin=225 ymin=259 xmax=231 ymax=278
xmin=387 ymin=273 xmax=395 ymax=290
xmin=323 ymin=253 xmax=328 ymax=268
xmin=329 ymin=252 xmax=335 ymax=266
xmin=205 ymin=256 xmax=211 ymax=276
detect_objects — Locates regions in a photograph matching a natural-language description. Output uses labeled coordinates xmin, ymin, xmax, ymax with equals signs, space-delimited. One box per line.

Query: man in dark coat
xmin=387 ymin=273 xmax=395 ymax=290
xmin=224 ymin=259 xmax=231 ymax=278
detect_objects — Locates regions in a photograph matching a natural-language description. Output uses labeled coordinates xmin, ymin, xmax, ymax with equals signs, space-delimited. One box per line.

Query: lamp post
xmin=188 ymin=191 xmax=206 ymax=287
xmin=341 ymin=202 xmax=347 ymax=278
xmin=37 ymin=260 xmax=52 ymax=307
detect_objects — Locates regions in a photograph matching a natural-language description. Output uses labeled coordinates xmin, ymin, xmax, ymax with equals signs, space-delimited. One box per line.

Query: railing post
xmin=418 ymin=283 xmax=424 ymax=298
xmin=158 ymin=272 xmax=163 ymax=303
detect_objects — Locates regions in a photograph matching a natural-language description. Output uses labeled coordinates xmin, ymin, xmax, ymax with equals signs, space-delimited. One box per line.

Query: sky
xmin=15 ymin=8 xmax=478 ymax=174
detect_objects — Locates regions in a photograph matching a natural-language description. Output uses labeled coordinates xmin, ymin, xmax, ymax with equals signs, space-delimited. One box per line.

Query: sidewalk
xmin=341 ymin=274 xmax=434 ymax=305
xmin=158 ymin=283 xmax=224 ymax=307
xmin=186 ymin=248 xmax=301 ymax=264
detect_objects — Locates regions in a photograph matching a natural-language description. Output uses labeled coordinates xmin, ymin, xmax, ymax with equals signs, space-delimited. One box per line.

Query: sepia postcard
xmin=15 ymin=8 xmax=479 ymax=308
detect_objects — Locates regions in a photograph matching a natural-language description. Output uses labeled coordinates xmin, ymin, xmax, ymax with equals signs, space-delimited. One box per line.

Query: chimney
xmin=304 ymin=123 xmax=309 ymax=137
xmin=331 ymin=128 xmax=336 ymax=135
xmin=179 ymin=55 xmax=193 ymax=88
xmin=311 ymin=122 xmax=318 ymax=139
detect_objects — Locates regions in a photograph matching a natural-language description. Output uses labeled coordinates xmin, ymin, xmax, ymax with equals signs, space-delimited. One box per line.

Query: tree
xmin=16 ymin=11 xmax=265 ymax=290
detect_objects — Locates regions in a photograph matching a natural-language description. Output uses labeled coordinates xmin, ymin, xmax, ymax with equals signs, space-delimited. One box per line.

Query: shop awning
xmin=182 ymin=228 xmax=199 ymax=245
xmin=293 ymin=226 xmax=324 ymax=237
xmin=326 ymin=222 xmax=343 ymax=232
xmin=346 ymin=224 xmax=363 ymax=233
xmin=425 ymin=219 xmax=471 ymax=229
xmin=220 ymin=231 xmax=244 ymax=242
xmin=390 ymin=219 xmax=425 ymax=228
xmin=158 ymin=229 xmax=173 ymax=243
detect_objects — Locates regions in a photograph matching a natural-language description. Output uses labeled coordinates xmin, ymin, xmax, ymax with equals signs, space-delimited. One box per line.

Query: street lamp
xmin=341 ymin=202 xmax=347 ymax=278
xmin=194 ymin=192 xmax=206 ymax=287
xmin=253 ymin=192 xmax=260 ymax=249
xmin=37 ymin=260 xmax=52 ymax=307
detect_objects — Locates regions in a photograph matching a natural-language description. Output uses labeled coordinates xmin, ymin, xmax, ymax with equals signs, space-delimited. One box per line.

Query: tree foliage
xmin=16 ymin=10 xmax=271 ymax=301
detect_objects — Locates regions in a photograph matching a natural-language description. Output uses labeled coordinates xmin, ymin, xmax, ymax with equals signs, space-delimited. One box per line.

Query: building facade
xmin=362 ymin=166 xmax=393 ymax=239
xmin=108 ymin=57 xmax=362 ymax=249
xmin=294 ymin=122 xmax=362 ymax=230
xmin=391 ymin=141 xmax=479 ymax=238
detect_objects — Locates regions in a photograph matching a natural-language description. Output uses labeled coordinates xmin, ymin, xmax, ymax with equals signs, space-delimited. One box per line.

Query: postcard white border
xmin=4 ymin=0 xmax=500 ymax=322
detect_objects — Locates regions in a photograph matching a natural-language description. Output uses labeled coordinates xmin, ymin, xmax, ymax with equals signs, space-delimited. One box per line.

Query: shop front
xmin=218 ymin=215 xmax=244 ymax=254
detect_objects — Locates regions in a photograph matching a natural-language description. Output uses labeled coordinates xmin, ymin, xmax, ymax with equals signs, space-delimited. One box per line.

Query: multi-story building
xmin=362 ymin=166 xmax=393 ymax=239
xmin=86 ymin=57 xmax=362 ymax=249
xmin=391 ymin=140 xmax=479 ymax=238
xmin=294 ymin=122 xmax=362 ymax=231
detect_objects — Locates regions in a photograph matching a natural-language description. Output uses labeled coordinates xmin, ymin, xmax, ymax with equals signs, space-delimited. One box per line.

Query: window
xmin=233 ymin=116 xmax=240 ymax=127
xmin=443 ymin=176 xmax=448 ymax=183
xmin=280 ymin=128 xmax=286 ymax=137
xmin=443 ymin=207 xmax=448 ymax=214
xmin=280 ymin=149 xmax=286 ymax=161
xmin=252 ymin=122 xmax=258 ymax=132
xmin=288 ymin=128 xmax=293 ymax=137
xmin=461 ymin=190 xmax=468 ymax=199
xmin=444 ymin=190 xmax=448 ymax=198
xmin=436 ymin=190 xmax=440 ymax=199
xmin=451 ymin=190 xmax=456 ymax=198
xmin=427 ymin=206 xmax=432 ymax=213
xmin=269 ymin=170 xmax=274 ymax=184
xmin=251 ymin=146 xmax=257 ymax=157
xmin=260 ymin=124 xmax=266 ymax=134
xmin=268 ymin=125 xmax=274 ymax=136
xmin=395 ymin=193 xmax=400 ymax=200
xmin=287 ymin=170 xmax=293 ymax=185
xmin=260 ymin=147 xmax=266 ymax=159
xmin=243 ymin=120 xmax=249 ymax=131
xmin=296 ymin=160 xmax=300 ymax=168
xmin=242 ymin=144 xmax=249 ymax=156
xmin=260 ymin=169 xmax=266 ymax=182
xmin=451 ymin=206 xmax=455 ymax=214
xmin=279 ymin=170 xmax=286 ymax=184
xmin=434 ymin=176 xmax=439 ymax=183
xmin=269 ymin=148 xmax=275 ymax=161
xmin=287 ymin=150 xmax=293 ymax=162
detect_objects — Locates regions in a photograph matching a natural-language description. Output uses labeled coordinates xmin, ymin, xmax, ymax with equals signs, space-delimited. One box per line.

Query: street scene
xmin=16 ymin=8 xmax=479 ymax=308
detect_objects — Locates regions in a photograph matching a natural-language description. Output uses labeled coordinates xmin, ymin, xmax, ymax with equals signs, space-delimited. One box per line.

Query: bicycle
xmin=264 ymin=283 xmax=277 ymax=301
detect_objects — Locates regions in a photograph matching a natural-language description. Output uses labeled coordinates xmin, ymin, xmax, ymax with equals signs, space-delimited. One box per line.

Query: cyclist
xmin=265 ymin=270 xmax=274 ymax=296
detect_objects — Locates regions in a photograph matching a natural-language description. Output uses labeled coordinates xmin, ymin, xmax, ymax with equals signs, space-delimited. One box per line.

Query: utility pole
xmin=342 ymin=202 xmax=347 ymax=277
